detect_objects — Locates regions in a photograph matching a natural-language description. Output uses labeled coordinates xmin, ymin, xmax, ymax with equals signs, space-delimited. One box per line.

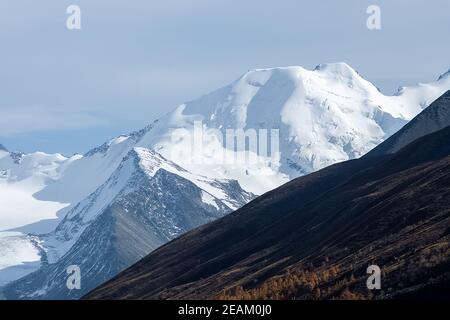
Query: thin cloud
xmin=0 ymin=105 xmax=109 ymax=136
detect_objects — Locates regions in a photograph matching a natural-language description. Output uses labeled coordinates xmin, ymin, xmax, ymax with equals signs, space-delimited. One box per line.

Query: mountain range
xmin=85 ymin=91 xmax=450 ymax=300
xmin=1 ymin=63 xmax=449 ymax=299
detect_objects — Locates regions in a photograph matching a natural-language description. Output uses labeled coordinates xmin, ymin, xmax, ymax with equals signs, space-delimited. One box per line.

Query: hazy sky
xmin=0 ymin=0 xmax=449 ymax=154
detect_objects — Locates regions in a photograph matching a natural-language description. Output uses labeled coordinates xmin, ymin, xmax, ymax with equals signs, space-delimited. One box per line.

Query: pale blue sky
xmin=0 ymin=0 xmax=449 ymax=154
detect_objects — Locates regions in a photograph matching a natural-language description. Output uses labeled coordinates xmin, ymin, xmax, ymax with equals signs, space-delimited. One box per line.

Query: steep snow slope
xmin=367 ymin=91 xmax=450 ymax=157
xmin=36 ymin=135 xmax=141 ymax=205
xmin=4 ymin=148 xmax=253 ymax=299
xmin=138 ymin=63 xmax=450 ymax=187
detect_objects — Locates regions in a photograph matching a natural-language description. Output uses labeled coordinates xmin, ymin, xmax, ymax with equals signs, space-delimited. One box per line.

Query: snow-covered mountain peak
xmin=84 ymin=135 xmax=132 ymax=157
xmin=133 ymin=147 xmax=184 ymax=176
xmin=84 ymin=121 xmax=159 ymax=158
xmin=178 ymin=63 xmax=390 ymax=129
xmin=313 ymin=62 xmax=359 ymax=77
xmin=141 ymin=63 xmax=449 ymax=182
